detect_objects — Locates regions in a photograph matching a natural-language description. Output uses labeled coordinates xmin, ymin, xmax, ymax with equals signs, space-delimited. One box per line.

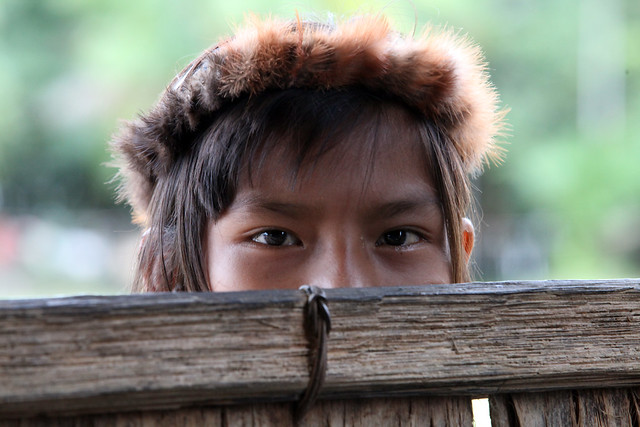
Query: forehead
xmin=245 ymin=98 xmax=434 ymax=191
xmin=241 ymin=106 xmax=437 ymax=207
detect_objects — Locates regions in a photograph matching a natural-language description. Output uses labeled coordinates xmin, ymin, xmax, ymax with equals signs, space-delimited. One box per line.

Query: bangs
xmin=189 ymin=88 xmax=436 ymax=219
xmin=134 ymin=87 xmax=471 ymax=292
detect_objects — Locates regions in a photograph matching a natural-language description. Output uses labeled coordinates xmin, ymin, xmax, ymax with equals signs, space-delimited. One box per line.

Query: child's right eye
xmin=251 ymin=230 xmax=301 ymax=246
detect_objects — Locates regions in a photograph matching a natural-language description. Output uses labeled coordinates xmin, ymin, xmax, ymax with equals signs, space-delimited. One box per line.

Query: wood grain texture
xmin=2 ymin=407 xmax=224 ymax=427
xmin=3 ymin=396 xmax=472 ymax=427
xmin=489 ymin=388 xmax=640 ymax=427
xmin=2 ymin=279 xmax=640 ymax=417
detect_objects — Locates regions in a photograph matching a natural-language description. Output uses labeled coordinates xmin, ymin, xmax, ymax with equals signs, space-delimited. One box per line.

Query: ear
xmin=461 ymin=218 xmax=475 ymax=264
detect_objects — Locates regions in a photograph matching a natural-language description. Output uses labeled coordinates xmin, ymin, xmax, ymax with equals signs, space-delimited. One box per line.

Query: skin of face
xmin=206 ymin=123 xmax=474 ymax=292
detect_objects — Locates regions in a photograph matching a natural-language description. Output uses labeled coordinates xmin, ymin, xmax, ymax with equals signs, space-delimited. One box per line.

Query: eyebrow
xmin=233 ymin=193 xmax=442 ymax=220
xmin=232 ymin=195 xmax=313 ymax=219
xmin=366 ymin=196 xmax=442 ymax=221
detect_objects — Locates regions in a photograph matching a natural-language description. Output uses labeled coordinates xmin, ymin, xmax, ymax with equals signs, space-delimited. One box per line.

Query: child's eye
xmin=252 ymin=229 xmax=301 ymax=246
xmin=376 ymin=229 xmax=423 ymax=247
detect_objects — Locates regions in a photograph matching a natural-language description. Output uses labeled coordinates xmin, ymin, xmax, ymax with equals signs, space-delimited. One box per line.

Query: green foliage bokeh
xmin=0 ymin=0 xmax=638 ymax=285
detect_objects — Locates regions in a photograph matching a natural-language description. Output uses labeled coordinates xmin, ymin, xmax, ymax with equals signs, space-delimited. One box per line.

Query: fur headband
xmin=112 ymin=14 xmax=505 ymax=222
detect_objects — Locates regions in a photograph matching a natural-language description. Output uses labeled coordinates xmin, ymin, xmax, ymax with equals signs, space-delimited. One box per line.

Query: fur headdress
xmin=112 ymin=14 xmax=505 ymax=222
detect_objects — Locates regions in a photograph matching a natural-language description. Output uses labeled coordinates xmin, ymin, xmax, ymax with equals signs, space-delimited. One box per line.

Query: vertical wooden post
xmin=490 ymin=388 xmax=640 ymax=427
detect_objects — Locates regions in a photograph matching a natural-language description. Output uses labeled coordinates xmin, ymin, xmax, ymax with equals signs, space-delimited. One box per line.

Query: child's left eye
xmin=252 ymin=229 xmax=300 ymax=246
xmin=376 ymin=230 xmax=423 ymax=247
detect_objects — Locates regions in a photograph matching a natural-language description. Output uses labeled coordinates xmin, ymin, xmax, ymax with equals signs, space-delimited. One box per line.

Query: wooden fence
xmin=1 ymin=279 xmax=640 ymax=426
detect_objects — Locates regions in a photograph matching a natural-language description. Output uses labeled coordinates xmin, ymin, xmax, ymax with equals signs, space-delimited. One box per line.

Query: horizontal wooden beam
xmin=1 ymin=279 xmax=640 ymax=417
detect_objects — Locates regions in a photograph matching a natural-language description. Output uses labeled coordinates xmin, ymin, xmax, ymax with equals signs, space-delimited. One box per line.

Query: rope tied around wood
xmin=295 ymin=285 xmax=332 ymax=423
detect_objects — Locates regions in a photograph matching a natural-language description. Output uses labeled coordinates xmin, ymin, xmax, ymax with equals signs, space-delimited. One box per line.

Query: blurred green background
xmin=1 ymin=0 xmax=638 ymax=298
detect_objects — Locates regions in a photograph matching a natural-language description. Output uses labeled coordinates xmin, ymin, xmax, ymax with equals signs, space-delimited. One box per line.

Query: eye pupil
xmin=263 ymin=230 xmax=287 ymax=246
xmin=383 ymin=230 xmax=406 ymax=246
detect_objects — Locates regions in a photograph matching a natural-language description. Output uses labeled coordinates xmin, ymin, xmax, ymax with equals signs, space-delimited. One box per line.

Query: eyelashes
xmin=251 ymin=228 xmax=426 ymax=248
xmin=375 ymin=229 xmax=423 ymax=247
xmin=252 ymin=229 xmax=301 ymax=246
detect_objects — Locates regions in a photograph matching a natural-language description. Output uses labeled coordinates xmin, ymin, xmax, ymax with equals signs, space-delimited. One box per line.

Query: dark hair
xmin=134 ymin=87 xmax=472 ymax=292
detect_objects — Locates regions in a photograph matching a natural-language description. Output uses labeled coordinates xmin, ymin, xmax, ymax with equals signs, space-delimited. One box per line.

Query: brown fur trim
xmin=111 ymin=14 xmax=506 ymax=223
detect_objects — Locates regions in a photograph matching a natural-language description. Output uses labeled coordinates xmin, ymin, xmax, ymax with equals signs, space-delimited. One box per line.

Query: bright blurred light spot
xmin=472 ymin=398 xmax=491 ymax=427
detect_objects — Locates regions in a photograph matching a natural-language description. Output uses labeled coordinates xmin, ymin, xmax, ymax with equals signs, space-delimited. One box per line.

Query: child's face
xmin=206 ymin=128 xmax=454 ymax=291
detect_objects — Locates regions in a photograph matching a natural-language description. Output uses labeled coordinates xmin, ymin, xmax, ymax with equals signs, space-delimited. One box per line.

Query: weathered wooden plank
xmin=489 ymin=388 xmax=640 ymax=427
xmin=3 ymin=396 xmax=472 ymax=427
xmin=2 ymin=279 xmax=640 ymax=417
xmin=489 ymin=391 xmax=575 ymax=426
xmin=1 ymin=407 xmax=224 ymax=427
xmin=302 ymin=396 xmax=473 ymax=427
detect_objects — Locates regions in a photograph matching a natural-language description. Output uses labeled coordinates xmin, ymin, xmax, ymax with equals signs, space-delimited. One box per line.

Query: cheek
xmin=207 ymin=247 xmax=262 ymax=292
xmin=377 ymin=249 xmax=452 ymax=286
xmin=207 ymin=244 xmax=303 ymax=291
